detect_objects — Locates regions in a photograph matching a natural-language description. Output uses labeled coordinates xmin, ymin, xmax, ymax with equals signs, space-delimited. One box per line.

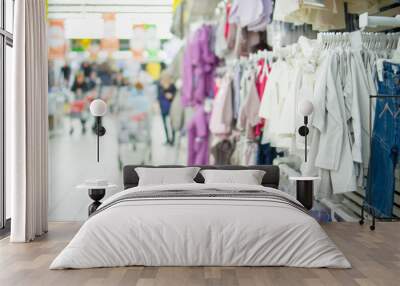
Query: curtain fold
xmin=9 ymin=0 xmax=48 ymax=242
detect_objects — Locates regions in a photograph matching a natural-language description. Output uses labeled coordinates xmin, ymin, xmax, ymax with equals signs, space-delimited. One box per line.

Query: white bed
xmin=50 ymin=183 xmax=351 ymax=269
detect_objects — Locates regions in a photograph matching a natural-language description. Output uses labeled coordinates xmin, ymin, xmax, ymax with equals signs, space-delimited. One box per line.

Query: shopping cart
xmin=116 ymin=87 xmax=153 ymax=169
xmin=68 ymin=89 xmax=91 ymax=135
xmin=48 ymin=87 xmax=70 ymax=137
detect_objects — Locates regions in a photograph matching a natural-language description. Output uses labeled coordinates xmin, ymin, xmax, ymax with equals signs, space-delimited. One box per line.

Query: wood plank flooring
xmin=0 ymin=222 xmax=399 ymax=286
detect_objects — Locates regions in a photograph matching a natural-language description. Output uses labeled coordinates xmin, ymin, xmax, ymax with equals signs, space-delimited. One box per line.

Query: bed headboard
xmin=123 ymin=165 xmax=280 ymax=189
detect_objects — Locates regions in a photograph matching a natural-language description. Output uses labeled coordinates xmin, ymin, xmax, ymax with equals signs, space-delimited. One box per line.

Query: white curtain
xmin=8 ymin=0 xmax=48 ymax=242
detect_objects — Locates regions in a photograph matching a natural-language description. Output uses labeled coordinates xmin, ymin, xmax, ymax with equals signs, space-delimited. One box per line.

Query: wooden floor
xmin=0 ymin=222 xmax=399 ymax=286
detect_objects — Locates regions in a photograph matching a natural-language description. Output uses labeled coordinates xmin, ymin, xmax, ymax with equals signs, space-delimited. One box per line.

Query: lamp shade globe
xmin=90 ymin=99 xmax=107 ymax=117
xmin=298 ymin=99 xmax=314 ymax=116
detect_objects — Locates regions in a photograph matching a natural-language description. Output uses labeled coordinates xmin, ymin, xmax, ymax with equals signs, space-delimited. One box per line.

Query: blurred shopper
xmin=87 ymin=71 xmax=98 ymax=92
xmin=157 ymin=70 xmax=176 ymax=145
xmin=110 ymin=70 xmax=126 ymax=114
xmin=97 ymin=61 xmax=114 ymax=86
xmin=70 ymin=72 xmax=89 ymax=135
xmin=48 ymin=61 xmax=56 ymax=90
xmin=71 ymin=72 xmax=89 ymax=93
xmin=60 ymin=61 xmax=71 ymax=88
xmin=81 ymin=61 xmax=93 ymax=79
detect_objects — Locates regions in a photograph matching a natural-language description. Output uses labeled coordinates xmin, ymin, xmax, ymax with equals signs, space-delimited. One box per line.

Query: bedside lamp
xmin=90 ymin=99 xmax=107 ymax=162
xmin=297 ymin=99 xmax=314 ymax=162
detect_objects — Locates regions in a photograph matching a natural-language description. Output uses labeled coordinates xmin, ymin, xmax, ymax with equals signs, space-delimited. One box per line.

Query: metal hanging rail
xmin=360 ymin=12 xmax=400 ymax=30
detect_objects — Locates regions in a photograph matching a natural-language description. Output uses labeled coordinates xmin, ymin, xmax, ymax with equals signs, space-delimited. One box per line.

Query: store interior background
xmin=44 ymin=0 xmax=400 ymax=222
xmin=47 ymin=0 xmax=185 ymax=221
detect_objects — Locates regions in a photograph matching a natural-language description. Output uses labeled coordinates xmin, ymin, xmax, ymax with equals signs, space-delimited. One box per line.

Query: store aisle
xmin=48 ymin=116 xmax=121 ymax=221
xmin=48 ymin=113 xmax=185 ymax=221
xmin=151 ymin=114 xmax=187 ymax=165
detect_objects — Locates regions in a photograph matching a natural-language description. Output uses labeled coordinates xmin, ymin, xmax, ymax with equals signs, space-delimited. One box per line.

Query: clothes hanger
xmin=367 ymin=33 xmax=373 ymax=50
xmin=380 ymin=34 xmax=387 ymax=51
xmin=327 ymin=33 xmax=331 ymax=47
xmin=390 ymin=34 xmax=398 ymax=50
xmin=376 ymin=33 xmax=383 ymax=51
xmin=384 ymin=34 xmax=390 ymax=51
xmin=325 ymin=33 xmax=330 ymax=49
xmin=324 ymin=33 xmax=330 ymax=50
xmin=384 ymin=34 xmax=390 ymax=50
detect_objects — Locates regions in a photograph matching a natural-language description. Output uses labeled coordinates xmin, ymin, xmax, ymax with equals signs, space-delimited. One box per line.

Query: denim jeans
xmin=257 ymin=143 xmax=277 ymax=165
xmin=367 ymin=62 xmax=400 ymax=218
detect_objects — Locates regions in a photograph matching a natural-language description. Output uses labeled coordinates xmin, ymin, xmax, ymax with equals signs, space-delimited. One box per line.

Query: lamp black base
xmin=296 ymin=180 xmax=313 ymax=210
xmin=88 ymin=188 xmax=105 ymax=216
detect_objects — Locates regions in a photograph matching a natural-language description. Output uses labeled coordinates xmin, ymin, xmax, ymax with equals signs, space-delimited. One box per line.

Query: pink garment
xmin=239 ymin=72 xmax=260 ymax=140
xmin=224 ymin=2 xmax=231 ymax=39
xmin=256 ymin=59 xmax=268 ymax=98
xmin=209 ymin=74 xmax=233 ymax=135
xmin=188 ymin=106 xmax=210 ymax=165
xmin=254 ymin=59 xmax=270 ymax=137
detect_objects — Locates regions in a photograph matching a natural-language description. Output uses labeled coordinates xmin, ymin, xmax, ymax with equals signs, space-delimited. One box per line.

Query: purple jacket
xmin=181 ymin=25 xmax=218 ymax=107
xmin=181 ymin=38 xmax=194 ymax=107
xmin=187 ymin=105 xmax=210 ymax=165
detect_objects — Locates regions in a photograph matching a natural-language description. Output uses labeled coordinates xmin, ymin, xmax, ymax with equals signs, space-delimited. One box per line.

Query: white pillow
xmin=200 ymin=169 xmax=266 ymax=185
xmin=135 ymin=167 xmax=200 ymax=186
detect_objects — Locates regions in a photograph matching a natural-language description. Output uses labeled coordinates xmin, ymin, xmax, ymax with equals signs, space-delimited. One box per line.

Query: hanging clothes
xmin=170 ymin=91 xmax=185 ymax=132
xmin=257 ymin=143 xmax=277 ymax=165
xmin=181 ymin=38 xmax=194 ymax=107
xmin=238 ymin=70 xmax=260 ymax=140
xmin=215 ymin=7 xmax=229 ymax=57
xmin=244 ymin=141 xmax=259 ymax=165
xmin=211 ymin=139 xmax=236 ymax=164
xmin=181 ymin=25 xmax=218 ymax=107
xmin=230 ymin=0 xmax=273 ymax=29
xmin=254 ymin=58 xmax=270 ymax=137
xmin=224 ymin=2 xmax=232 ymax=39
xmin=367 ymin=61 xmax=400 ymax=218
xmin=232 ymin=62 xmax=243 ymax=119
xmin=187 ymin=105 xmax=211 ymax=165
xmin=311 ymin=51 xmax=357 ymax=194
xmin=171 ymin=0 xmax=185 ymax=38
xmin=209 ymin=73 xmax=234 ymax=135
xmin=259 ymin=57 xmax=295 ymax=149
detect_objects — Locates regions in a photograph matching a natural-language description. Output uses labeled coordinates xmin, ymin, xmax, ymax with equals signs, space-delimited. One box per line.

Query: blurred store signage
xmin=101 ymin=13 xmax=120 ymax=54
xmin=48 ymin=19 xmax=67 ymax=60
xmin=131 ymin=24 xmax=160 ymax=62
xmin=71 ymin=39 xmax=98 ymax=52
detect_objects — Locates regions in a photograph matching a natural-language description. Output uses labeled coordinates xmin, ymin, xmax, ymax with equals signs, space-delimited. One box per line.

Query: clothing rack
xmin=359 ymin=94 xmax=400 ymax=230
xmin=223 ymin=33 xmax=400 ymax=224
xmin=317 ymin=31 xmax=400 ymax=50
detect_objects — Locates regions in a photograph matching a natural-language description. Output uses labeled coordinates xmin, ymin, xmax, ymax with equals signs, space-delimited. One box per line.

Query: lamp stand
xmin=97 ymin=119 xmax=99 ymax=162
xmin=298 ymin=116 xmax=309 ymax=162
xmin=94 ymin=116 xmax=106 ymax=162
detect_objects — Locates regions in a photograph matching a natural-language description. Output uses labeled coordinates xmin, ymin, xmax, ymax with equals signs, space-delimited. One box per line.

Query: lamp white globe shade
xmin=298 ymin=99 xmax=314 ymax=116
xmin=90 ymin=99 xmax=107 ymax=117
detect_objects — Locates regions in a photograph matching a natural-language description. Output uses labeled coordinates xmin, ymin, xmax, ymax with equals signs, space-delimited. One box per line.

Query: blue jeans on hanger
xmin=257 ymin=143 xmax=278 ymax=165
xmin=367 ymin=62 xmax=400 ymax=218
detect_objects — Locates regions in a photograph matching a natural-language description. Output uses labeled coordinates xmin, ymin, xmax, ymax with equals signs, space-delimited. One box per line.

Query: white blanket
xmin=50 ymin=183 xmax=351 ymax=269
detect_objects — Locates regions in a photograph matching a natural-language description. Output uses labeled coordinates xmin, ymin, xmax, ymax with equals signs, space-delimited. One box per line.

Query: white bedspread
xmin=50 ymin=183 xmax=351 ymax=269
